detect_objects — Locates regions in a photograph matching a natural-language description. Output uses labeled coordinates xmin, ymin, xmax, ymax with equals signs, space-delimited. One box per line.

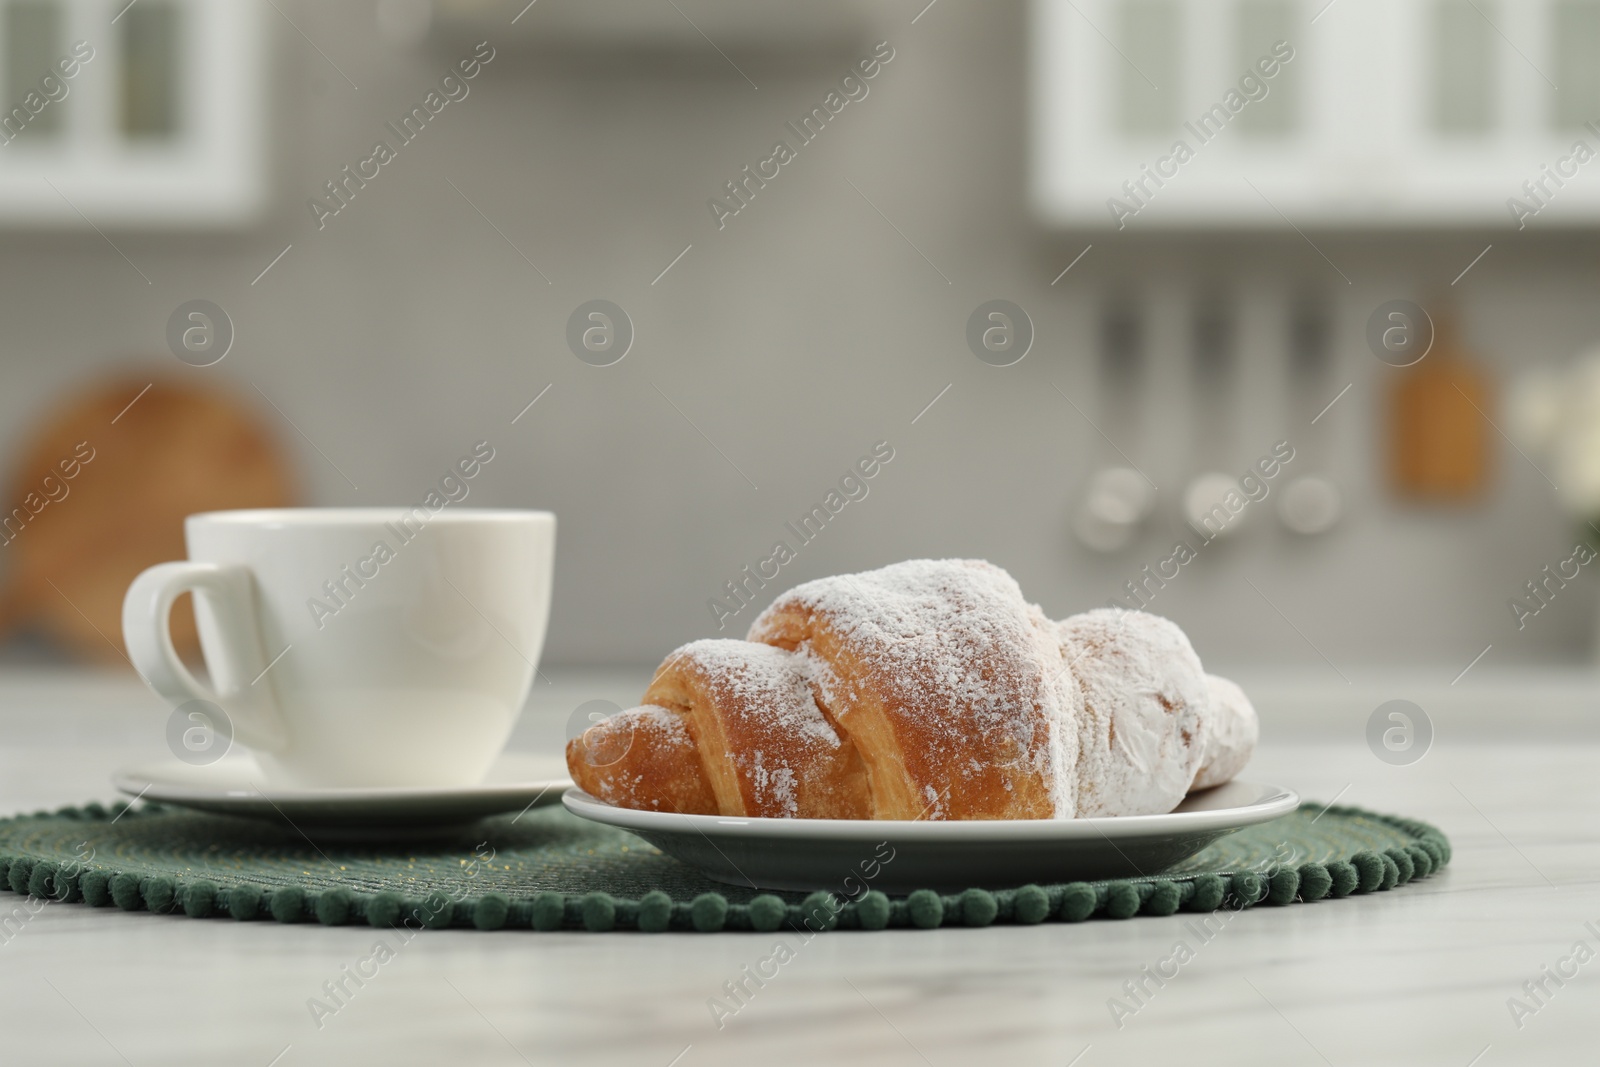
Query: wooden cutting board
xmin=0 ymin=376 xmax=297 ymax=665
xmin=1388 ymin=314 xmax=1492 ymax=501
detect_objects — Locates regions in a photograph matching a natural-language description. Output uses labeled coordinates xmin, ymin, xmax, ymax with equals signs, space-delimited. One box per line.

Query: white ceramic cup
xmin=122 ymin=508 xmax=555 ymax=788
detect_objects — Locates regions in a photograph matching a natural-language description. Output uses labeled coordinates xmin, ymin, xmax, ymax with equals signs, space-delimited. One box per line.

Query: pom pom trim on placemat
xmin=0 ymin=801 xmax=1450 ymax=933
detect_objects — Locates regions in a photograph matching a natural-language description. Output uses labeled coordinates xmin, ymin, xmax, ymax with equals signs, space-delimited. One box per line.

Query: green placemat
xmin=0 ymin=800 xmax=1449 ymax=932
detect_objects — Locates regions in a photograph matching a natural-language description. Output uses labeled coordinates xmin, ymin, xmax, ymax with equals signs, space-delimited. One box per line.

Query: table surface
xmin=0 ymin=667 xmax=1594 ymax=1067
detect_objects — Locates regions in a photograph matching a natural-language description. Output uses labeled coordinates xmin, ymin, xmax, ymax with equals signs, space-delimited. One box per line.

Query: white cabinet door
xmin=0 ymin=0 xmax=265 ymax=228
xmin=1032 ymin=0 xmax=1600 ymax=228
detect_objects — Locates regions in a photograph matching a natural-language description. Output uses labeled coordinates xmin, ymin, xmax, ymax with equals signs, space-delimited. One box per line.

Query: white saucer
xmin=114 ymin=751 xmax=571 ymax=832
xmin=562 ymin=779 xmax=1300 ymax=892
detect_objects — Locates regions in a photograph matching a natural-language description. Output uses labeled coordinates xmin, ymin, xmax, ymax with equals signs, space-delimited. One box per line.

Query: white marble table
xmin=0 ymin=666 xmax=1594 ymax=1066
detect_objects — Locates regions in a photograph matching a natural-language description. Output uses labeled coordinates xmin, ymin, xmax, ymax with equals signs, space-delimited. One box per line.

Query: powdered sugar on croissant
xmin=748 ymin=559 xmax=1082 ymax=820
xmin=1192 ymin=674 xmax=1259 ymax=791
xmin=567 ymin=704 xmax=717 ymax=814
xmin=1055 ymin=608 xmax=1210 ymax=817
xmin=641 ymin=639 xmax=871 ymax=819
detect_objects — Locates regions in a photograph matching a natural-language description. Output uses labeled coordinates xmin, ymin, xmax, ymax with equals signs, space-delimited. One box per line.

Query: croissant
xmin=661 ymin=641 xmax=875 ymax=818
xmin=1192 ymin=674 xmax=1259 ymax=791
xmin=567 ymin=559 xmax=1253 ymax=820
xmin=1054 ymin=608 xmax=1208 ymax=817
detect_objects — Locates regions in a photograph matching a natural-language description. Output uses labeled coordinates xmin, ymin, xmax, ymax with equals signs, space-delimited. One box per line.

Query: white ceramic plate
xmin=563 ymin=780 xmax=1300 ymax=892
xmin=113 ymin=751 xmax=570 ymax=835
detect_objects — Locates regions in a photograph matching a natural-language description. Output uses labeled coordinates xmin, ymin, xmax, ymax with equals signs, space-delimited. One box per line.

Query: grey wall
xmin=2 ymin=0 xmax=1597 ymax=671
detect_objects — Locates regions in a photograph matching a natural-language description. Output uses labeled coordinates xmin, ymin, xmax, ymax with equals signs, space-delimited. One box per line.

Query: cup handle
xmin=122 ymin=561 xmax=289 ymax=753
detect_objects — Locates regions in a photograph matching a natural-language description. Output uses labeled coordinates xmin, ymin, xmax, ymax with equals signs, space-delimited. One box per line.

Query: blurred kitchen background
xmin=3 ymin=0 xmax=1600 ymax=690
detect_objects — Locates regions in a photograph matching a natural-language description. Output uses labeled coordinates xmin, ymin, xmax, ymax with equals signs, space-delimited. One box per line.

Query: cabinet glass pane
xmin=121 ymin=1 xmax=179 ymax=138
xmin=4 ymin=1 xmax=65 ymax=142
xmin=1235 ymin=0 xmax=1297 ymax=137
xmin=1432 ymin=0 xmax=1494 ymax=133
xmin=1116 ymin=0 xmax=1181 ymax=136
xmin=1553 ymin=0 xmax=1600 ymax=129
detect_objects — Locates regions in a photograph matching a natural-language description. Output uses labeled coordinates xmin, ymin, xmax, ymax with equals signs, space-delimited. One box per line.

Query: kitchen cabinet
xmin=1032 ymin=0 xmax=1600 ymax=228
xmin=0 ymin=0 xmax=264 ymax=228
